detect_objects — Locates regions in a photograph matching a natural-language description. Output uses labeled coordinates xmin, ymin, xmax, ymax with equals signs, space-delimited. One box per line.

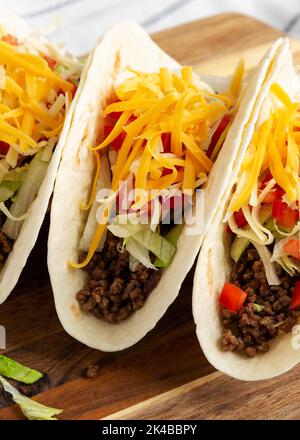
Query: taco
xmin=0 ymin=7 xmax=83 ymax=304
xmin=48 ymin=21 xmax=284 ymax=351
xmin=193 ymin=39 xmax=300 ymax=380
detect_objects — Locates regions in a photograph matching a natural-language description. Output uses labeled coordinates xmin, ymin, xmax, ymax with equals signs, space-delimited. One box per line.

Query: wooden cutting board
xmin=1 ymin=13 xmax=300 ymax=421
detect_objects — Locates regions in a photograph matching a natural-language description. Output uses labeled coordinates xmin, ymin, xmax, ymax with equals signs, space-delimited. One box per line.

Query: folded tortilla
xmin=0 ymin=7 xmax=85 ymax=304
xmin=48 ymin=21 xmax=285 ymax=351
xmin=193 ymin=38 xmax=300 ymax=381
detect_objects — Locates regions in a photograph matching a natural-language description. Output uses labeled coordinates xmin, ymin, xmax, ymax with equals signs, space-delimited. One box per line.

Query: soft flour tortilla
xmin=193 ymin=39 xmax=300 ymax=381
xmin=0 ymin=7 xmax=85 ymax=304
xmin=48 ymin=21 xmax=285 ymax=352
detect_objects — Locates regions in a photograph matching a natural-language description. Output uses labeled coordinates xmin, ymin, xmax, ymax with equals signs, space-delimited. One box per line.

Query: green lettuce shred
xmin=230 ymin=236 xmax=250 ymax=263
xmin=0 ymin=355 xmax=43 ymax=384
xmin=133 ymin=229 xmax=176 ymax=266
xmin=154 ymin=224 xmax=183 ymax=268
xmin=0 ymin=375 xmax=62 ymax=420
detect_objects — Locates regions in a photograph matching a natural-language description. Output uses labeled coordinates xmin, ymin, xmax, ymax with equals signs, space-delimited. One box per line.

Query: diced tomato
xmin=263 ymin=191 xmax=277 ymax=204
xmin=233 ymin=208 xmax=247 ymax=228
xmin=108 ymin=104 xmax=122 ymax=120
xmin=127 ymin=115 xmax=137 ymax=124
xmin=272 ymin=200 xmax=285 ymax=219
xmin=263 ymin=185 xmax=285 ymax=203
xmin=1 ymin=34 xmax=18 ymax=45
xmin=105 ymin=96 xmax=122 ymax=120
xmin=275 ymin=203 xmax=298 ymax=229
xmin=111 ymin=131 xmax=126 ymax=151
xmin=106 ymin=113 xmax=136 ymax=127
xmin=276 ymin=186 xmax=285 ymax=198
xmin=44 ymin=55 xmax=57 ymax=70
xmin=103 ymin=124 xmax=126 ymax=151
xmin=283 ymin=239 xmax=300 ymax=260
xmin=0 ymin=141 xmax=10 ymax=154
xmin=162 ymin=168 xmax=172 ymax=177
xmin=206 ymin=114 xmax=230 ymax=158
xmin=110 ymin=111 xmax=122 ymax=120
xmin=219 ymin=282 xmax=247 ymax=312
xmin=271 ymin=196 xmax=298 ymax=229
xmin=260 ymin=171 xmax=273 ymax=188
xmin=290 ymin=281 xmax=300 ymax=310
xmin=103 ymin=124 xmax=113 ymax=138
xmin=161 ymin=133 xmax=171 ymax=153
xmin=161 ymin=165 xmax=183 ymax=178
xmin=264 ymin=186 xmax=285 ymax=203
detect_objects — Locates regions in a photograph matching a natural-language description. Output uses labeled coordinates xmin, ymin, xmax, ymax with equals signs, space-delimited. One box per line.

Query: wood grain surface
xmin=0 ymin=13 xmax=299 ymax=420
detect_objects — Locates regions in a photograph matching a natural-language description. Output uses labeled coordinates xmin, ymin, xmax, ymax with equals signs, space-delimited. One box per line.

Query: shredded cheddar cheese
xmin=71 ymin=64 xmax=241 ymax=269
xmin=0 ymin=37 xmax=74 ymax=162
xmin=228 ymin=82 xmax=300 ymax=215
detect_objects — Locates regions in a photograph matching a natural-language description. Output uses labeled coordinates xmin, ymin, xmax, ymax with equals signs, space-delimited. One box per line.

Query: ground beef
xmin=86 ymin=364 xmax=99 ymax=378
xmin=0 ymin=230 xmax=12 ymax=270
xmin=220 ymin=246 xmax=300 ymax=357
xmin=76 ymin=232 xmax=162 ymax=323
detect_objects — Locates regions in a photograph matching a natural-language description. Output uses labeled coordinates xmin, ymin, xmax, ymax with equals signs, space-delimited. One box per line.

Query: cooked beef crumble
xmin=220 ymin=246 xmax=300 ymax=358
xmin=76 ymin=232 xmax=161 ymax=323
xmin=0 ymin=230 xmax=12 ymax=270
xmin=86 ymin=364 xmax=99 ymax=378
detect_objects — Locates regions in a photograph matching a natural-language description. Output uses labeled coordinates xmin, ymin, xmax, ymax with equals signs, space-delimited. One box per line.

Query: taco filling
xmin=73 ymin=64 xmax=244 ymax=323
xmin=0 ymin=31 xmax=81 ymax=269
xmin=220 ymin=83 xmax=300 ymax=357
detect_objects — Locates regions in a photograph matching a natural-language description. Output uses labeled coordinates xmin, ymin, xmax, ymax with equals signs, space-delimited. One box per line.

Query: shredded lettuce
xmin=132 ymin=229 xmax=176 ymax=266
xmin=126 ymin=238 xmax=156 ymax=270
xmin=0 ymin=167 xmax=28 ymax=202
xmin=259 ymin=203 xmax=272 ymax=224
xmin=271 ymin=235 xmax=300 ymax=276
xmin=258 ymin=178 xmax=276 ymax=202
xmin=0 ymin=375 xmax=62 ymax=420
xmin=264 ymin=219 xmax=287 ymax=239
xmin=243 ymin=204 xmax=274 ymax=244
xmin=54 ymin=64 xmax=67 ymax=74
xmin=2 ymin=150 xmax=50 ymax=240
xmin=149 ymin=197 xmax=161 ymax=232
xmin=280 ymin=255 xmax=300 ymax=276
xmin=251 ymin=241 xmax=280 ymax=285
xmin=273 ymin=220 xmax=300 ymax=238
xmin=0 ymin=202 xmax=28 ymax=222
xmin=129 ymin=254 xmax=141 ymax=272
xmin=0 ymin=187 xmax=13 ymax=202
xmin=107 ymin=222 xmax=147 ymax=238
xmin=230 ymin=236 xmax=250 ymax=263
xmin=252 ymin=303 xmax=265 ymax=312
xmin=154 ymin=224 xmax=183 ymax=267
xmin=0 ymin=355 xmax=42 ymax=384
xmin=228 ymin=204 xmax=273 ymax=246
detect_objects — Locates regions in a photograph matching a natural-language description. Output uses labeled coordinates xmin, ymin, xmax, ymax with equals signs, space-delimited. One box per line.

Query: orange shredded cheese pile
xmin=228 ymin=82 xmax=300 ymax=214
xmin=94 ymin=66 xmax=236 ymax=193
xmin=0 ymin=38 xmax=73 ymax=163
xmin=71 ymin=65 xmax=241 ymax=269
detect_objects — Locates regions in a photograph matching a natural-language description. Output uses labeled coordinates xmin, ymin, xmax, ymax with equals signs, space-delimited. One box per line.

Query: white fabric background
xmin=1 ymin=0 xmax=300 ymax=55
